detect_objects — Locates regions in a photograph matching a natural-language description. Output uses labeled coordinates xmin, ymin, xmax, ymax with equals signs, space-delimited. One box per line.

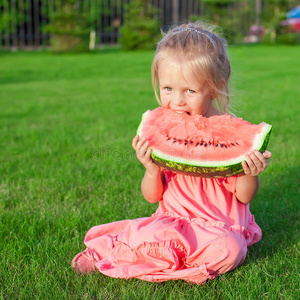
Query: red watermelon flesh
xmin=137 ymin=107 xmax=272 ymax=178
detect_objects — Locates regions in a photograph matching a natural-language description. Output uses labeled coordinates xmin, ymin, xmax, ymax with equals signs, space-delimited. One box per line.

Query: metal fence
xmin=0 ymin=0 xmax=296 ymax=49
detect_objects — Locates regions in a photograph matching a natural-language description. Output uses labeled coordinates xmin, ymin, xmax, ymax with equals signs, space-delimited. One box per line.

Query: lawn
xmin=0 ymin=45 xmax=299 ymax=299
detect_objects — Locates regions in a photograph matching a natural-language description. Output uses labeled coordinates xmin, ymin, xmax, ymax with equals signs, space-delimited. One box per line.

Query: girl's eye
xmin=165 ymin=87 xmax=172 ymax=91
xmin=187 ymin=89 xmax=195 ymax=94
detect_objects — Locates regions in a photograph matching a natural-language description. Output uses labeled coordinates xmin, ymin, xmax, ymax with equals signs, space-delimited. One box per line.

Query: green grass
xmin=0 ymin=45 xmax=299 ymax=299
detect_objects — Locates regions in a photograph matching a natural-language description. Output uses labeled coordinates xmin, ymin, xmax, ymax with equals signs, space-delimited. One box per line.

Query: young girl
xmin=72 ymin=22 xmax=272 ymax=284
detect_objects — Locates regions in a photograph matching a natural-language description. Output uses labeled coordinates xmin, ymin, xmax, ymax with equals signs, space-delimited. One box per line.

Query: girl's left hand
xmin=242 ymin=150 xmax=272 ymax=176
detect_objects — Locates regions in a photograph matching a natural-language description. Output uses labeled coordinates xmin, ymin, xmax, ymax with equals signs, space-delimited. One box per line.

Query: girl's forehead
xmin=158 ymin=55 xmax=202 ymax=77
xmin=158 ymin=59 xmax=206 ymax=86
xmin=157 ymin=50 xmax=203 ymax=74
xmin=158 ymin=56 xmax=189 ymax=75
xmin=158 ymin=51 xmax=188 ymax=66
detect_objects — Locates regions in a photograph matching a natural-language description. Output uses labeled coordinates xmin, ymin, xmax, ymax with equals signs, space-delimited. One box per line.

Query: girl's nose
xmin=172 ymin=93 xmax=185 ymax=106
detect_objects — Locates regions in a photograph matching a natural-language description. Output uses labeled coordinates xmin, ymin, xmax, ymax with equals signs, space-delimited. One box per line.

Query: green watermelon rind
xmin=151 ymin=128 xmax=272 ymax=178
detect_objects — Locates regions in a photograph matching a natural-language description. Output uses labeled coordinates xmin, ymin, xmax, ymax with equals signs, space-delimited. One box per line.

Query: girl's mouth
xmin=175 ymin=110 xmax=190 ymax=115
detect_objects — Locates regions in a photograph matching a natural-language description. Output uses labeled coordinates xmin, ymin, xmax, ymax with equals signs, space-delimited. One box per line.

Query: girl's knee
xmin=218 ymin=232 xmax=247 ymax=272
xmin=206 ymin=232 xmax=247 ymax=274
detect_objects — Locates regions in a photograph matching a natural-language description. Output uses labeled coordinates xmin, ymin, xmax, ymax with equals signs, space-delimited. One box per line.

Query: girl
xmin=72 ymin=22 xmax=272 ymax=284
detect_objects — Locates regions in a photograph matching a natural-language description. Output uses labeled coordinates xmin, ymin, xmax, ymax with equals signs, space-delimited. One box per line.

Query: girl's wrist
xmin=238 ymin=172 xmax=259 ymax=178
xmin=145 ymin=167 xmax=161 ymax=178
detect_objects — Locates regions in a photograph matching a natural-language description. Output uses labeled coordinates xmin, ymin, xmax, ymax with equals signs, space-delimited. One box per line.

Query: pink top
xmin=155 ymin=171 xmax=261 ymax=246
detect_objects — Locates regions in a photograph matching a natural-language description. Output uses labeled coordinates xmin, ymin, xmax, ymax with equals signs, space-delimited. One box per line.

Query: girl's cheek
xmin=160 ymin=97 xmax=169 ymax=108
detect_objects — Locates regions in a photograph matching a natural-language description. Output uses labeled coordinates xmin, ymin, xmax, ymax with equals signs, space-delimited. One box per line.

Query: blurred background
xmin=0 ymin=0 xmax=299 ymax=53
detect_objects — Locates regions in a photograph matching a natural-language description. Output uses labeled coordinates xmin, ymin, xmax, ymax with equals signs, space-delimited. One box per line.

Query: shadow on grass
xmin=246 ymin=165 xmax=299 ymax=261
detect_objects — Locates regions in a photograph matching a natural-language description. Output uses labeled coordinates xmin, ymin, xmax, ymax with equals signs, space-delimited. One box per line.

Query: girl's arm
xmin=141 ymin=169 xmax=164 ymax=203
xmin=132 ymin=135 xmax=164 ymax=203
xmin=235 ymin=150 xmax=272 ymax=204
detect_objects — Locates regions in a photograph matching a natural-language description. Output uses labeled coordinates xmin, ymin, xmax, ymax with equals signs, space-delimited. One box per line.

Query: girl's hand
xmin=242 ymin=150 xmax=272 ymax=176
xmin=132 ymin=135 xmax=160 ymax=175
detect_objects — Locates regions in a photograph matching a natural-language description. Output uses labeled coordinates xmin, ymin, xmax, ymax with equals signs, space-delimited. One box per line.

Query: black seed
xmin=196 ymin=143 xmax=199 ymax=146
xmin=178 ymin=139 xmax=182 ymax=143
xmin=184 ymin=141 xmax=188 ymax=145
xmin=200 ymin=142 xmax=204 ymax=146
xmin=220 ymin=144 xmax=224 ymax=148
xmin=231 ymin=143 xmax=235 ymax=146
xmin=236 ymin=142 xmax=239 ymax=145
xmin=190 ymin=141 xmax=193 ymax=144
xmin=216 ymin=144 xmax=219 ymax=147
xmin=204 ymin=143 xmax=207 ymax=147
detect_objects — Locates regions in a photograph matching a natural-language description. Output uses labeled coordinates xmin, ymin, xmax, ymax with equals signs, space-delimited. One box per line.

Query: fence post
xmin=172 ymin=0 xmax=179 ymax=23
xmin=255 ymin=0 xmax=261 ymax=39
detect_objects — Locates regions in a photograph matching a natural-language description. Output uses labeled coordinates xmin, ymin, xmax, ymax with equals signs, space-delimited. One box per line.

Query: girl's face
xmin=157 ymin=57 xmax=219 ymax=117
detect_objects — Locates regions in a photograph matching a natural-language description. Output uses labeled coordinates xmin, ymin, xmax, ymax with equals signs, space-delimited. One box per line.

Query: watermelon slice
xmin=137 ymin=107 xmax=272 ymax=178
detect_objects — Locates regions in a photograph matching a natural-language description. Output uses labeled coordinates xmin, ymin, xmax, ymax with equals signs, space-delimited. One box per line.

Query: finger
xmin=263 ymin=150 xmax=272 ymax=159
xmin=135 ymin=137 xmax=147 ymax=151
xmin=251 ymin=150 xmax=264 ymax=166
xmin=242 ymin=161 xmax=251 ymax=175
xmin=140 ymin=139 xmax=150 ymax=155
xmin=145 ymin=147 xmax=152 ymax=160
xmin=132 ymin=135 xmax=139 ymax=148
xmin=252 ymin=150 xmax=269 ymax=170
xmin=245 ymin=153 xmax=257 ymax=169
xmin=244 ymin=153 xmax=259 ymax=175
xmin=252 ymin=149 xmax=264 ymax=159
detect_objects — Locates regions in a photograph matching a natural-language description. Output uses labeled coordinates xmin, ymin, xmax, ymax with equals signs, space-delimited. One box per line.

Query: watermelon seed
xmin=169 ymin=138 xmax=230 ymax=148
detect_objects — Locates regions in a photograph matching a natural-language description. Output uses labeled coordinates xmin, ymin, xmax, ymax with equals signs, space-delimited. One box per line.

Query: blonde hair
xmin=151 ymin=22 xmax=231 ymax=114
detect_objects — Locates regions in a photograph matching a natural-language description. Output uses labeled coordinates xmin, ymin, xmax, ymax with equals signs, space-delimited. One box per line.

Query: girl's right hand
xmin=132 ymin=135 xmax=160 ymax=175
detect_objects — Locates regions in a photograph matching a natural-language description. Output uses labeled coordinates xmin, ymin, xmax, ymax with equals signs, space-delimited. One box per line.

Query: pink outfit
xmin=85 ymin=171 xmax=262 ymax=284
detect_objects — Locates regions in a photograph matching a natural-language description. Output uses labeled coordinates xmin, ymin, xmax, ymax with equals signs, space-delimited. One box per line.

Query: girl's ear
xmin=210 ymin=87 xmax=220 ymax=100
xmin=211 ymin=79 xmax=226 ymax=99
xmin=211 ymin=90 xmax=218 ymax=100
